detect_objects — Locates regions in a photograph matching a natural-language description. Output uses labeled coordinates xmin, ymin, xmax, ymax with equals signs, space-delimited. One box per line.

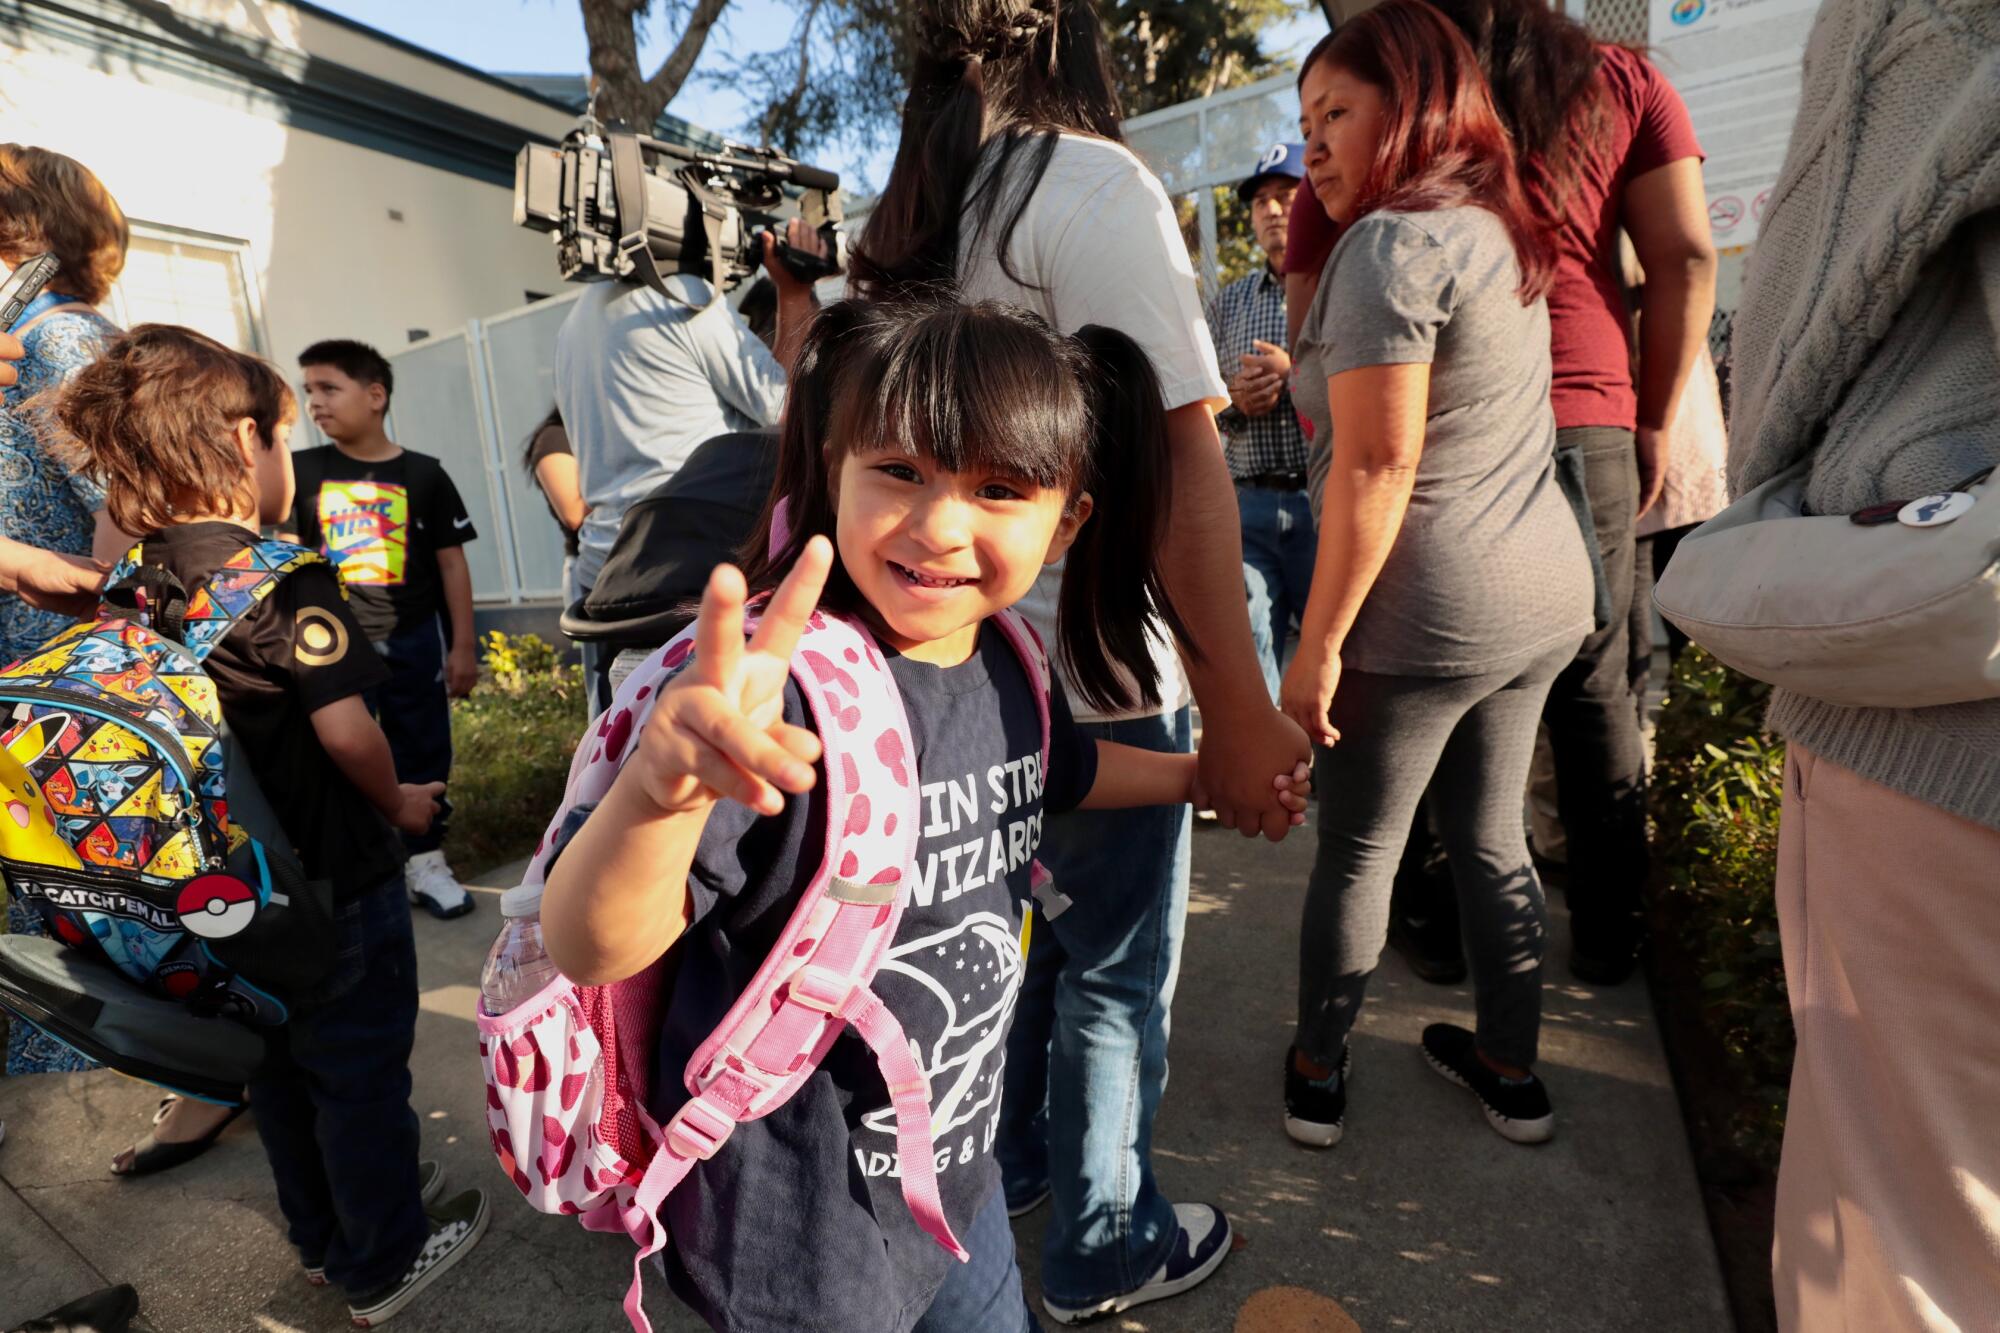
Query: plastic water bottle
xmin=480 ymin=883 xmax=559 ymax=1014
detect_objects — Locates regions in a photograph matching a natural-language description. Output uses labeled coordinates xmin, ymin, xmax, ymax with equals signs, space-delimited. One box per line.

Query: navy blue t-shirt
xmin=550 ymin=624 xmax=1096 ymax=1332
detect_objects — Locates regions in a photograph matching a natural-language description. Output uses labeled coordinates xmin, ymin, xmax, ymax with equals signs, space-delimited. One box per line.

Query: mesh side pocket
xmin=478 ymin=982 xmax=623 ymax=1215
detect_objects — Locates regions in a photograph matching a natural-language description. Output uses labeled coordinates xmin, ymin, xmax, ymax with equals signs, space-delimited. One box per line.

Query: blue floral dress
xmin=2 ymin=299 xmax=119 ymax=1076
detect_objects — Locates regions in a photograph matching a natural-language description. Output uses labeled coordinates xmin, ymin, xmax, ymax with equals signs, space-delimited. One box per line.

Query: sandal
xmin=112 ymin=1102 xmax=246 ymax=1178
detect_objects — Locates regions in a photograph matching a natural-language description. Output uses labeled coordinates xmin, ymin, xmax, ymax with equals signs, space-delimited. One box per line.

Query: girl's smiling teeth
xmin=891 ymin=560 xmax=977 ymax=589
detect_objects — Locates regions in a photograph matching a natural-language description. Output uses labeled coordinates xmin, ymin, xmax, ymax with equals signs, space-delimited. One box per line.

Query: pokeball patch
xmin=177 ymin=874 xmax=259 ymax=939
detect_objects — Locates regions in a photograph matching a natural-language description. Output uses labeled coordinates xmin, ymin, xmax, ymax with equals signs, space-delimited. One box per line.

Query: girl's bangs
xmin=827 ymin=304 xmax=1087 ymax=490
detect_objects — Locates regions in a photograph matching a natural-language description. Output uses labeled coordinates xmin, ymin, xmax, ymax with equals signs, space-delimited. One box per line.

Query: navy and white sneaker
xmin=1283 ymin=1045 xmax=1353 ymax=1148
xmin=1421 ymin=1023 xmax=1555 ymax=1144
xmin=1042 ymin=1202 xmax=1233 ymax=1325
xmin=307 ymin=1161 xmax=448 ymax=1285
xmin=406 ymin=850 xmax=474 ymax=920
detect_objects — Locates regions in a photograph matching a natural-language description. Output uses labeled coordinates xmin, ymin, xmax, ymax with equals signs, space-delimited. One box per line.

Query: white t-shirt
xmin=956 ymin=134 xmax=1229 ymax=721
xmin=554 ymin=276 xmax=786 ymax=566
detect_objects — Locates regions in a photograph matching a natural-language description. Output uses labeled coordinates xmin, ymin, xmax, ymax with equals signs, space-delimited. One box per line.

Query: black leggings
xmin=1298 ymin=640 xmax=1577 ymax=1070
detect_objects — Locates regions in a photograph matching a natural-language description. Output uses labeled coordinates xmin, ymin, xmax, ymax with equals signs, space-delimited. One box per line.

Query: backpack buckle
xmin=785 ymin=965 xmax=854 ymax=1016
xmin=663 ymin=1096 xmax=734 ymax=1162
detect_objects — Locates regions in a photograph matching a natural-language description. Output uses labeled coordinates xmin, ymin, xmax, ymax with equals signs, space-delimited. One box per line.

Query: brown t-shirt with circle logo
xmin=139 ymin=522 xmax=402 ymax=902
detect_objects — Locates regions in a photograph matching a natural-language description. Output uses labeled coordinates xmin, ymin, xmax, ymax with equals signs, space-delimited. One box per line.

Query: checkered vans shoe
xmin=346 ymin=1188 xmax=488 ymax=1327
xmin=306 ymin=1161 xmax=446 ymax=1286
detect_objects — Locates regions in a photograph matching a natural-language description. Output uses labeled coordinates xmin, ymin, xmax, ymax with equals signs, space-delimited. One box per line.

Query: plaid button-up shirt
xmin=1207 ymin=265 xmax=1310 ymax=481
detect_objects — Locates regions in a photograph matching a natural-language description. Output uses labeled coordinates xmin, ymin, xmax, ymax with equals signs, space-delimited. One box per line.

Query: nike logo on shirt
xmin=453 ymin=517 xmax=473 ymax=530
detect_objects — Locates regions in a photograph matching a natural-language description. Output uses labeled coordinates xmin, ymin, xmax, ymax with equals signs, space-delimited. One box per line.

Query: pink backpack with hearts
xmin=477 ymin=606 xmax=1052 ymax=1332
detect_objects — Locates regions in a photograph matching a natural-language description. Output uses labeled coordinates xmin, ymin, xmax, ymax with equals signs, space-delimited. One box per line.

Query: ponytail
xmin=1057 ymin=325 xmax=1195 ymax=715
xmin=851 ymin=0 xmax=1124 ymax=300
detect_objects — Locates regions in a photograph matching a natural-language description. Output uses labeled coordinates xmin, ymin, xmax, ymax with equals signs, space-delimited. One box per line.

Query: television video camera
xmin=514 ymin=116 xmax=844 ymax=306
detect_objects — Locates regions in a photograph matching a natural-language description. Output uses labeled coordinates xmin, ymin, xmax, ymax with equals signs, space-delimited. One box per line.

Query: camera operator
xmin=554 ymin=219 xmax=822 ymax=715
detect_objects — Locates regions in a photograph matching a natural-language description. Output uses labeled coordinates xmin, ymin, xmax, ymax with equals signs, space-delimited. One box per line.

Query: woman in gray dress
xmin=1278 ymin=1 xmax=1592 ymax=1149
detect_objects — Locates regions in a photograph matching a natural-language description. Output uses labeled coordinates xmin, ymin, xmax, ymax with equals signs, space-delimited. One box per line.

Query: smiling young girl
xmin=536 ymin=299 xmax=1306 ymax=1333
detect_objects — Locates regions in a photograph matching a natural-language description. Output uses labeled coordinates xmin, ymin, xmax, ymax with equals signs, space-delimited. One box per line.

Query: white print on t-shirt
xmin=853 ymin=908 xmax=1025 ymax=1181
xmin=910 ymin=758 xmax=1048 ymax=908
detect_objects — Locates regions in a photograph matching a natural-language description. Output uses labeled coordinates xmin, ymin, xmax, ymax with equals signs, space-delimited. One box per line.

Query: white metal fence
xmin=1123 ymin=71 xmax=1303 ymax=292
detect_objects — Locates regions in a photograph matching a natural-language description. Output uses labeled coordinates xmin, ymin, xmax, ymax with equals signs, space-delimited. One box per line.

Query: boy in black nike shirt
xmin=287 ymin=340 xmax=480 ymax=920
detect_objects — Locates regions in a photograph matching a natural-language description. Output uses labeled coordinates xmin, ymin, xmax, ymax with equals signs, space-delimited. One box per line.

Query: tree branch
xmin=642 ymin=0 xmax=731 ymax=118
xmin=758 ymin=0 xmax=827 ymax=144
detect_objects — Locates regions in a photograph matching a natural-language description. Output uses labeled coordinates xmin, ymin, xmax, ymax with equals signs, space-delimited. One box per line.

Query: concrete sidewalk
xmin=0 ymin=827 xmax=1728 ymax=1332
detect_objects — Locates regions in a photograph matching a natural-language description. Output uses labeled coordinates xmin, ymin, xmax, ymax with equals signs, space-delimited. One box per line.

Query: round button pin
xmin=1898 ymin=492 xmax=1975 ymax=527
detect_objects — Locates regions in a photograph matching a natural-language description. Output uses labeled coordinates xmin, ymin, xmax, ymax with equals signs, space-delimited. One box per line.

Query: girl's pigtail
xmin=739 ymin=301 xmax=867 ymax=593
xmin=1058 ymin=324 xmax=1196 ymax=715
xmin=736 ymin=298 xmax=876 ymax=608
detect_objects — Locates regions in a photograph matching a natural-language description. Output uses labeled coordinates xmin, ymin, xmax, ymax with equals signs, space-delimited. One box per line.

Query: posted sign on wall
xmin=1647 ymin=0 xmax=1818 ymax=247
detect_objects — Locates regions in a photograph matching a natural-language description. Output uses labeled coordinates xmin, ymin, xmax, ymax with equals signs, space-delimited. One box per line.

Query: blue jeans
xmin=247 ymin=875 xmax=428 ymax=1295
xmin=363 ymin=619 xmax=454 ymax=855
xmin=1237 ymin=485 xmax=1317 ymax=700
xmin=997 ymin=708 xmax=1193 ymax=1308
xmin=570 ymin=548 xmax=614 ymax=719
xmin=912 ymin=1188 xmax=1041 ymax=1332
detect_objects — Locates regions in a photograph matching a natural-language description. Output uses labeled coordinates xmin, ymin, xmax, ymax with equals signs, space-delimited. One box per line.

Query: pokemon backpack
xmin=478 ymin=606 xmax=1056 ymax=1333
xmin=0 ymin=540 xmax=338 ymax=1099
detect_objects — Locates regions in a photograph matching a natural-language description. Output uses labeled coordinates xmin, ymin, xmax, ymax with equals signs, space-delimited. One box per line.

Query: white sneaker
xmin=406 ymin=850 xmax=473 ymax=920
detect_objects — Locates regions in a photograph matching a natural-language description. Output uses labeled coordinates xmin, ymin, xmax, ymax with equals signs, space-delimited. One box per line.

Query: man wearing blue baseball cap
xmin=1207 ymin=142 xmax=1315 ymax=699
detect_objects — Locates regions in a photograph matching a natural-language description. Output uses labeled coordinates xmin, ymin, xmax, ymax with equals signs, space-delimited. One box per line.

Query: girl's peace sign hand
xmin=631 ymin=537 xmax=835 ymax=818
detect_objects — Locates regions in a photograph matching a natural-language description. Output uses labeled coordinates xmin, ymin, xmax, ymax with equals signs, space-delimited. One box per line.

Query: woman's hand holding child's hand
xmin=1193 ymin=760 xmax=1313 ymax=833
xmin=632 ymin=537 xmax=834 ymax=818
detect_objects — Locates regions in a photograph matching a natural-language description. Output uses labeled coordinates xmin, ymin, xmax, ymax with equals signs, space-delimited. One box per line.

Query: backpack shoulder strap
xmin=989 ymin=609 xmax=1070 ymax=916
xmin=100 ymin=539 xmax=325 ymax=664
xmin=101 ymin=544 xmax=193 ymax=647
xmin=178 ymin=541 xmax=326 ymax=663
xmin=574 ymin=611 xmax=963 ymax=1263
xmin=990 ymin=609 xmax=1052 ymax=769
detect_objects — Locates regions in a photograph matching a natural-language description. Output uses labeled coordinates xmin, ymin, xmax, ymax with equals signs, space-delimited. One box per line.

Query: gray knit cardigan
xmin=1726 ymin=0 xmax=2000 ymax=829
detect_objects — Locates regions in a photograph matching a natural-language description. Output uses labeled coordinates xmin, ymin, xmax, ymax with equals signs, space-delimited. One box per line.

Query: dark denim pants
xmin=1544 ymin=428 xmax=1649 ymax=953
xmin=364 ymin=619 xmax=454 ymax=854
xmin=1237 ymin=484 xmax=1318 ymax=701
xmin=247 ymin=874 xmax=428 ymax=1296
xmin=997 ymin=708 xmax=1193 ymax=1308
xmin=912 ymin=1187 xmax=1041 ymax=1332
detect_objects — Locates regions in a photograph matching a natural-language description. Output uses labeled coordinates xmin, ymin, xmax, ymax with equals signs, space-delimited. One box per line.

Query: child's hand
xmin=445 ymin=644 xmax=479 ymax=699
xmin=631 ymin=537 xmax=833 ymax=818
xmin=392 ymin=781 xmax=446 ymax=835
xmin=1274 ymin=760 xmax=1312 ymax=829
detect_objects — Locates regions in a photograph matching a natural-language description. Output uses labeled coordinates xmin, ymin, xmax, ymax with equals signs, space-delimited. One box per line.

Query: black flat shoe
xmin=1387 ymin=911 xmax=1468 ymax=985
xmin=1568 ymin=928 xmax=1643 ymax=986
xmin=1421 ymin=1024 xmax=1554 ymax=1145
xmin=112 ymin=1102 xmax=246 ymax=1178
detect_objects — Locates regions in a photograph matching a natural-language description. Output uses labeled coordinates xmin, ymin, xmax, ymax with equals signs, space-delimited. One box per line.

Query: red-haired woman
xmin=1277 ymin=0 xmax=1593 ymax=1151
xmin=1290 ymin=1 xmax=1714 ymax=988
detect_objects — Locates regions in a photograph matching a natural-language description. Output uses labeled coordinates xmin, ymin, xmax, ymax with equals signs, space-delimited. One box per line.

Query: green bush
xmin=446 ymin=631 xmax=586 ymax=876
xmin=1650 ymin=647 xmax=1793 ymax=1166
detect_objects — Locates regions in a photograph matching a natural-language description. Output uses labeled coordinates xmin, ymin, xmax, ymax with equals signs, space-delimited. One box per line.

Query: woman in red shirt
xmin=1287 ymin=0 xmax=1715 ymax=985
